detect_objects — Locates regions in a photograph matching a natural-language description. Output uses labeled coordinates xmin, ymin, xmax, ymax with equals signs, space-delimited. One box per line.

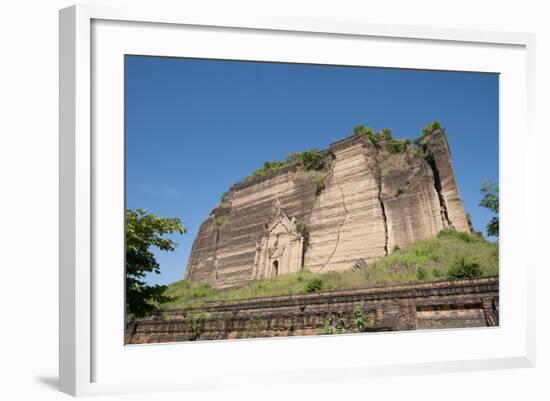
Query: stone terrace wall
xmin=127 ymin=276 xmax=499 ymax=344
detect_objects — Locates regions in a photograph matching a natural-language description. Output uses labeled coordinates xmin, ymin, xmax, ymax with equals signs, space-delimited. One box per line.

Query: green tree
xmin=126 ymin=209 xmax=186 ymax=320
xmin=479 ymin=180 xmax=499 ymax=238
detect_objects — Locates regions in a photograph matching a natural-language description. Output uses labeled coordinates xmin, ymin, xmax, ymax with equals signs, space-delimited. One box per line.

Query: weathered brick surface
xmin=127 ymin=276 xmax=499 ymax=344
xmin=185 ymin=130 xmax=470 ymax=288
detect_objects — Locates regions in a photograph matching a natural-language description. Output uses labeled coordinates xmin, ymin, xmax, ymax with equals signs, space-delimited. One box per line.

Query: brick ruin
xmin=185 ymin=127 xmax=470 ymax=288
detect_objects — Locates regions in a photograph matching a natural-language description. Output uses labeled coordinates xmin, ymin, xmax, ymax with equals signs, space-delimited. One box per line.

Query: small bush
xmin=305 ymin=278 xmax=324 ymax=293
xmin=215 ymin=214 xmax=228 ymax=226
xmin=250 ymin=160 xmax=287 ymax=178
xmin=245 ymin=149 xmax=325 ymax=181
xmin=353 ymin=125 xmax=383 ymax=145
xmin=335 ymin=311 xmax=349 ymax=331
xmin=286 ymin=149 xmax=325 ymax=171
xmin=387 ymin=138 xmax=410 ymax=153
xmin=319 ymin=315 xmax=338 ymax=335
xmin=416 ymin=266 xmax=428 ymax=281
xmin=354 ymin=125 xmax=410 ymax=153
xmin=315 ymin=177 xmax=326 ymax=192
xmin=353 ymin=125 xmax=375 ymax=137
xmin=296 ymin=222 xmax=308 ymax=233
xmin=354 ymin=306 xmax=368 ymax=332
xmin=447 ymin=257 xmax=483 ymax=279
xmin=422 ymin=120 xmax=442 ymax=136
xmin=380 ymin=128 xmax=393 ymax=141
xmin=187 ymin=311 xmax=206 ymax=340
xmin=296 ymin=223 xmax=310 ymax=249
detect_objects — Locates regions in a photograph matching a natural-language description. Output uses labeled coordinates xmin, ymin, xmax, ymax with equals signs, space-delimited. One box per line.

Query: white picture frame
xmin=59 ymin=3 xmax=536 ymax=397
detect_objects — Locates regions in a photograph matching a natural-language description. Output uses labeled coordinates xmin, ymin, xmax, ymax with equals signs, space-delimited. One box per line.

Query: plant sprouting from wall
xmin=422 ymin=120 xmax=442 ymax=137
xmin=353 ymin=306 xmax=369 ymax=332
xmin=187 ymin=311 xmax=206 ymax=341
xmin=319 ymin=311 xmax=349 ymax=334
xmin=296 ymin=222 xmax=310 ymax=250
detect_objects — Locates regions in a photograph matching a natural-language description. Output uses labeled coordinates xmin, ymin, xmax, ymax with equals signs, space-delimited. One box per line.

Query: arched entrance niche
xmin=252 ymin=209 xmax=304 ymax=280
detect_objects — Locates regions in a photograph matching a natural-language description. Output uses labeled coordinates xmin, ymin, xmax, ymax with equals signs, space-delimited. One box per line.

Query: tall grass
xmin=162 ymin=229 xmax=498 ymax=309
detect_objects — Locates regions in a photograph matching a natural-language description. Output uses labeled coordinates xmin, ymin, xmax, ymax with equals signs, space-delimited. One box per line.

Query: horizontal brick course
xmin=127 ymin=276 xmax=499 ymax=344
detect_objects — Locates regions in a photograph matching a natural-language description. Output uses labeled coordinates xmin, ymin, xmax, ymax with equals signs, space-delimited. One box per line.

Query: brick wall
xmin=127 ymin=276 xmax=498 ymax=344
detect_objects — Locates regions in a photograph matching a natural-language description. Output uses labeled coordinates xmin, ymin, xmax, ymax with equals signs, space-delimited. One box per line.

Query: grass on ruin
xmin=161 ymin=229 xmax=498 ymax=310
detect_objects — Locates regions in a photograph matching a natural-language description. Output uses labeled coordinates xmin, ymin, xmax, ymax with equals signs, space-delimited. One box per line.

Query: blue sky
xmin=125 ymin=56 xmax=499 ymax=286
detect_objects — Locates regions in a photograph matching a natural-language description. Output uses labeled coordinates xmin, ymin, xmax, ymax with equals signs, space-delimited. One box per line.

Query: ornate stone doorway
xmin=252 ymin=209 xmax=304 ymax=280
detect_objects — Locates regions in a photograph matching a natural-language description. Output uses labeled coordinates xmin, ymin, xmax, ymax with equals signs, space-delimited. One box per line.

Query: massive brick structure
xmin=186 ymin=127 xmax=470 ymax=288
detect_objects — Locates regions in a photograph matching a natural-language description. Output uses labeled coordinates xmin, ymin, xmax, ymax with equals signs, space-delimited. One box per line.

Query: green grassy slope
xmin=162 ymin=229 xmax=498 ymax=309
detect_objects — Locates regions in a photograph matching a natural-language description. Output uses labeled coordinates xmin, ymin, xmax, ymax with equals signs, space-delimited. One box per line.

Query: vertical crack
xmin=377 ymin=179 xmax=389 ymax=256
xmin=425 ymin=153 xmax=453 ymax=229
xmin=301 ymin=161 xmax=331 ymax=268
xmin=320 ymin=163 xmax=349 ymax=271
xmin=373 ymin=150 xmax=389 ymax=256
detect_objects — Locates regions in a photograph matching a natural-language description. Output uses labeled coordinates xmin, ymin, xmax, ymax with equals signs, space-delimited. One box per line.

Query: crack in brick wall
xmin=374 ymin=149 xmax=390 ymax=256
xmin=320 ymin=165 xmax=349 ymax=271
xmin=426 ymin=153 xmax=453 ymax=229
xmin=185 ymin=130 xmax=471 ymax=288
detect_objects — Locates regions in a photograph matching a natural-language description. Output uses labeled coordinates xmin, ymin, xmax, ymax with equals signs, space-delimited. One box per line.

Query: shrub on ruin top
xmin=353 ymin=125 xmax=410 ymax=153
xmin=422 ymin=120 xmax=442 ymax=136
xmin=387 ymin=138 xmax=410 ymax=153
xmin=246 ymin=149 xmax=326 ymax=180
xmin=353 ymin=125 xmax=386 ymax=145
xmin=286 ymin=149 xmax=326 ymax=171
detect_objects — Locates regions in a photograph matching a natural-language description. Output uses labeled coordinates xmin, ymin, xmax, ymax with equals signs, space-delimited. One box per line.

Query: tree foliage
xmin=126 ymin=208 xmax=186 ymax=320
xmin=479 ymin=180 xmax=499 ymax=238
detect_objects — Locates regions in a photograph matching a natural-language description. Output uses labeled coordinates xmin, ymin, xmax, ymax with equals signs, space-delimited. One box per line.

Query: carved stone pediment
xmin=252 ymin=209 xmax=304 ymax=279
